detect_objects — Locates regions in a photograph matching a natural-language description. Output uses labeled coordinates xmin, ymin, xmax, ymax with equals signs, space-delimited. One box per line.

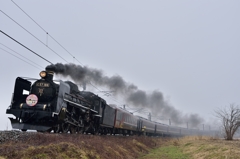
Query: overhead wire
xmin=8 ymin=1 xmax=110 ymax=105
xmin=88 ymin=81 xmax=101 ymax=92
xmin=107 ymin=96 xmax=123 ymax=105
xmin=89 ymin=82 xmax=150 ymax=116
xmin=3 ymin=3 xmax=139 ymax=113
xmin=0 ymin=10 xmax=68 ymax=63
xmin=0 ymin=30 xmax=53 ymax=64
xmin=88 ymin=81 xmax=124 ymax=106
xmin=0 ymin=43 xmax=43 ymax=69
xmin=1 ymin=5 xmax=105 ymax=103
xmin=11 ymin=0 xmax=83 ymax=65
xmin=8 ymin=1 xmax=121 ymax=106
xmin=0 ymin=47 xmax=41 ymax=70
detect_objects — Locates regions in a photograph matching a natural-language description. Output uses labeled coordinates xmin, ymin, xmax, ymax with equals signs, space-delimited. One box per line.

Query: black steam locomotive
xmin=6 ymin=70 xmax=214 ymax=136
xmin=6 ymin=70 xmax=103 ymax=133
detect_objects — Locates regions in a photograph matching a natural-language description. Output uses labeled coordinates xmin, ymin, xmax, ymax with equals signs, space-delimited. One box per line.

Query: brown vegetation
xmin=2 ymin=132 xmax=238 ymax=159
xmin=174 ymin=136 xmax=240 ymax=159
xmin=0 ymin=133 xmax=167 ymax=159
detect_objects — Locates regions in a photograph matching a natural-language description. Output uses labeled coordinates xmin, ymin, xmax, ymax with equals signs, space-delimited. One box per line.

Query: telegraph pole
xmin=148 ymin=113 xmax=151 ymax=121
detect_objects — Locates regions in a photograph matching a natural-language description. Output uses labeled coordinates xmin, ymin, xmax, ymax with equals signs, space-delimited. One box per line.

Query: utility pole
xmin=83 ymin=82 xmax=86 ymax=90
xmin=148 ymin=113 xmax=151 ymax=121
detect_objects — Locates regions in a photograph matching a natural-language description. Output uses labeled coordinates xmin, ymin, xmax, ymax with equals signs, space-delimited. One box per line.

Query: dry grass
xmin=2 ymin=133 xmax=238 ymax=159
xmin=0 ymin=133 xmax=167 ymax=159
xmin=178 ymin=136 xmax=240 ymax=159
xmin=140 ymin=136 xmax=240 ymax=159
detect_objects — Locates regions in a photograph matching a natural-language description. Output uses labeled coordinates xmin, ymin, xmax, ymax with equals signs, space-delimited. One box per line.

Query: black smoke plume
xmin=46 ymin=63 xmax=204 ymax=127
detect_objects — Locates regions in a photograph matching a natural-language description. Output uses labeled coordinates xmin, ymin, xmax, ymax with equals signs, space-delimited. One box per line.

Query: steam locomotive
xmin=6 ymin=70 xmax=214 ymax=136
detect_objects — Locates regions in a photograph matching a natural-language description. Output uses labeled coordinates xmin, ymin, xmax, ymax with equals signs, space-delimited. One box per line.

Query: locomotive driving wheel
xmin=61 ymin=123 xmax=70 ymax=133
xmin=69 ymin=107 xmax=78 ymax=134
xmin=70 ymin=125 xmax=77 ymax=134
xmin=93 ymin=127 xmax=99 ymax=135
xmin=77 ymin=116 xmax=85 ymax=134
xmin=53 ymin=124 xmax=61 ymax=133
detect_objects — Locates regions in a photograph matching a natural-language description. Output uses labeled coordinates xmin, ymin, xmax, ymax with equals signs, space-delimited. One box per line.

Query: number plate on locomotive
xmin=36 ymin=82 xmax=50 ymax=87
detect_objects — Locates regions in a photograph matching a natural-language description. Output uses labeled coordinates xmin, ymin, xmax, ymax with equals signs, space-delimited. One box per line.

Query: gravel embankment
xmin=0 ymin=130 xmax=35 ymax=143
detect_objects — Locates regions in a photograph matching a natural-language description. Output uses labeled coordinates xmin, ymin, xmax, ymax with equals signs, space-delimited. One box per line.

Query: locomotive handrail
xmin=63 ymin=93 xmax=98 ymax=113
xmin=64 ymin=93 xmax=91 ymax=105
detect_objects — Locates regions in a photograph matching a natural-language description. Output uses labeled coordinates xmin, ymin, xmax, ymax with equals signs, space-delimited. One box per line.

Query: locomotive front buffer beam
xmin=8 ymin=117 xmax=52 ymax=131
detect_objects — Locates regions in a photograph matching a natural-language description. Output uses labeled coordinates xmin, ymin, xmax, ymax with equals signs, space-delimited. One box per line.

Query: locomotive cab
xmin=78 ymin=91 xmax=105 ymax=115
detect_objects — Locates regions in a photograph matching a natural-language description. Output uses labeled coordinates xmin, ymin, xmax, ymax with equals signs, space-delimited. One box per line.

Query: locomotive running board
xmin=63 ymin=98 xmax=98 ymax=113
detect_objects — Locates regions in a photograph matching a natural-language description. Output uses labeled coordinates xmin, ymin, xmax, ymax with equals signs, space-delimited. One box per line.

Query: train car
xmin=98 ymin=104 xmax=116 ymax=134
xmin=167 ymin=125 xmax=181 ymax=137
xmin=138 ymin=117 xmax=155 ymax=135
xmin=180 ymin=127 xmax=192 ymax=136
xmin=155 ymin=122 xmax=169 ymax=136
xmin=114 ymin=107 xmax=139 ymax=135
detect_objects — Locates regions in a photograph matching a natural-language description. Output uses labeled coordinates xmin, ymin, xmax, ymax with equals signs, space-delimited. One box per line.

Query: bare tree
xmin=214 ymin=104 xmax=240 ymax=140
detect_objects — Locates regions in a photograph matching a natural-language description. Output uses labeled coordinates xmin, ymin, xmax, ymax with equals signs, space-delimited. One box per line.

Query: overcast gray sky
xmin=1 ymin=1 xmax=239 ymax=130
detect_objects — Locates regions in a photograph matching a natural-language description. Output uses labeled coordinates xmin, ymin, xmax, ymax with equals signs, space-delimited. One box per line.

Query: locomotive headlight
xmin=39 ymin=71 xmax=47 ymax=78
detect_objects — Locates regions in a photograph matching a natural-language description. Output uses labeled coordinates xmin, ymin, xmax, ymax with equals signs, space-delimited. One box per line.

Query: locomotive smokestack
xmin=46 ymin=71 xmax=54 ymax=81
xmin=44 ymin=67 xmax=54 ymax=81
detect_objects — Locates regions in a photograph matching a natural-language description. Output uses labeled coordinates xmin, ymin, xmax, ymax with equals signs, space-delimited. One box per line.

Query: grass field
xmin=140 ymin=136 xmax=240 ymax=159
xmin=1 ymin=133 xmax=239 ymax=159
xmin=0 ymin=133 xmax=163 ymax=159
